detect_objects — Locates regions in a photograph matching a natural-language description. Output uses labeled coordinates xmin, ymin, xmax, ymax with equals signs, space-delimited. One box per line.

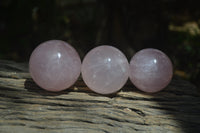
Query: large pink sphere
xmin=29 ymin=40 xmax=81 ymax=92
xmin=81 ymin=46 xmax=129 ymax=94
xmin=130 ymin=48 xmax=173 ymax=93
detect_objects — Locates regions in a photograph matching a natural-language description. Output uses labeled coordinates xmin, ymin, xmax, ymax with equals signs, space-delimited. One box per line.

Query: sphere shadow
xmin=24 ymin=78 xmax=72 ymax=96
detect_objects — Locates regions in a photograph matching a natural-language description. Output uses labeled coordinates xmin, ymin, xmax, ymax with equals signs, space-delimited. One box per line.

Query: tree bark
xmin=0 ymin=60 xmax=200 ymax=133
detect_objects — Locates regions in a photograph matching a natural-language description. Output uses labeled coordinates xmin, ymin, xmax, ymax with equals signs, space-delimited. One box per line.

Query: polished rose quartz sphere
xmin=130 ymin=48 xmax=173 ymax=93
xmin=29 ymin=40 xmax=81 ymax=92
xmin=81 ymin=45 xmax=129 ymax=94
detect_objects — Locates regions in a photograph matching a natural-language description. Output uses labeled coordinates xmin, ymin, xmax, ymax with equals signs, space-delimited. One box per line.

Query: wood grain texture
xmin=0 ymin=60 xmax=200 ymax=133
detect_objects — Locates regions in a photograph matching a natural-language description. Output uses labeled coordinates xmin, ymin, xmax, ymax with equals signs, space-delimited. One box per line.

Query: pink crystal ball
xmin=81 ymin=45 xmax=129 ymax=94
xmin=129 ymin=48 xmax=173 ymax=93
xmin=29 ymin=40 xmax=81 ymax=92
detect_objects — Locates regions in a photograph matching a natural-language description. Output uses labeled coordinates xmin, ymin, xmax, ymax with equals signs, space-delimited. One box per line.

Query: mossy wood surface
xmin=0 ymin=60 xmax=200 ymax=133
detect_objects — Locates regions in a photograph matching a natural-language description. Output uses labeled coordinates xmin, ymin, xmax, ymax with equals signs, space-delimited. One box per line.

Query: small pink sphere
xmin=81 ymin=45 xmax=129 ymax=94
xmin=29 ymin=40 xmax=81 ymax=92
xmin=130 ymin=48 xmax=173 ymax=93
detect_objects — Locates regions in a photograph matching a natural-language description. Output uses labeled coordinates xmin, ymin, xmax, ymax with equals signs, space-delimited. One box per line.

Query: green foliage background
xmin=0 ymin=0 xmax=200 ymax=86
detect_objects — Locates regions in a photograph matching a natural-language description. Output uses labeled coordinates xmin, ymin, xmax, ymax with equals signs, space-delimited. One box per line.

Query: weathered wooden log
xmin=0 ymin=60 xmax=200 ymax=133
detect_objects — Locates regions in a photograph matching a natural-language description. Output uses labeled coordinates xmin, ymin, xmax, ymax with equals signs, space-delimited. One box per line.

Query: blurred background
xmin=0 ymin=0 xmax=200 ymax=87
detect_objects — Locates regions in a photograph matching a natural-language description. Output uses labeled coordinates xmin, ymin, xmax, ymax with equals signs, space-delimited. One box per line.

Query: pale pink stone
xmin=81 ymin=45 xmax=129 ymax=94
xmin=29 ymin=40 xmax=81 ymax=92
xmin=130 ymin=48 xmax=173 ymax=93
